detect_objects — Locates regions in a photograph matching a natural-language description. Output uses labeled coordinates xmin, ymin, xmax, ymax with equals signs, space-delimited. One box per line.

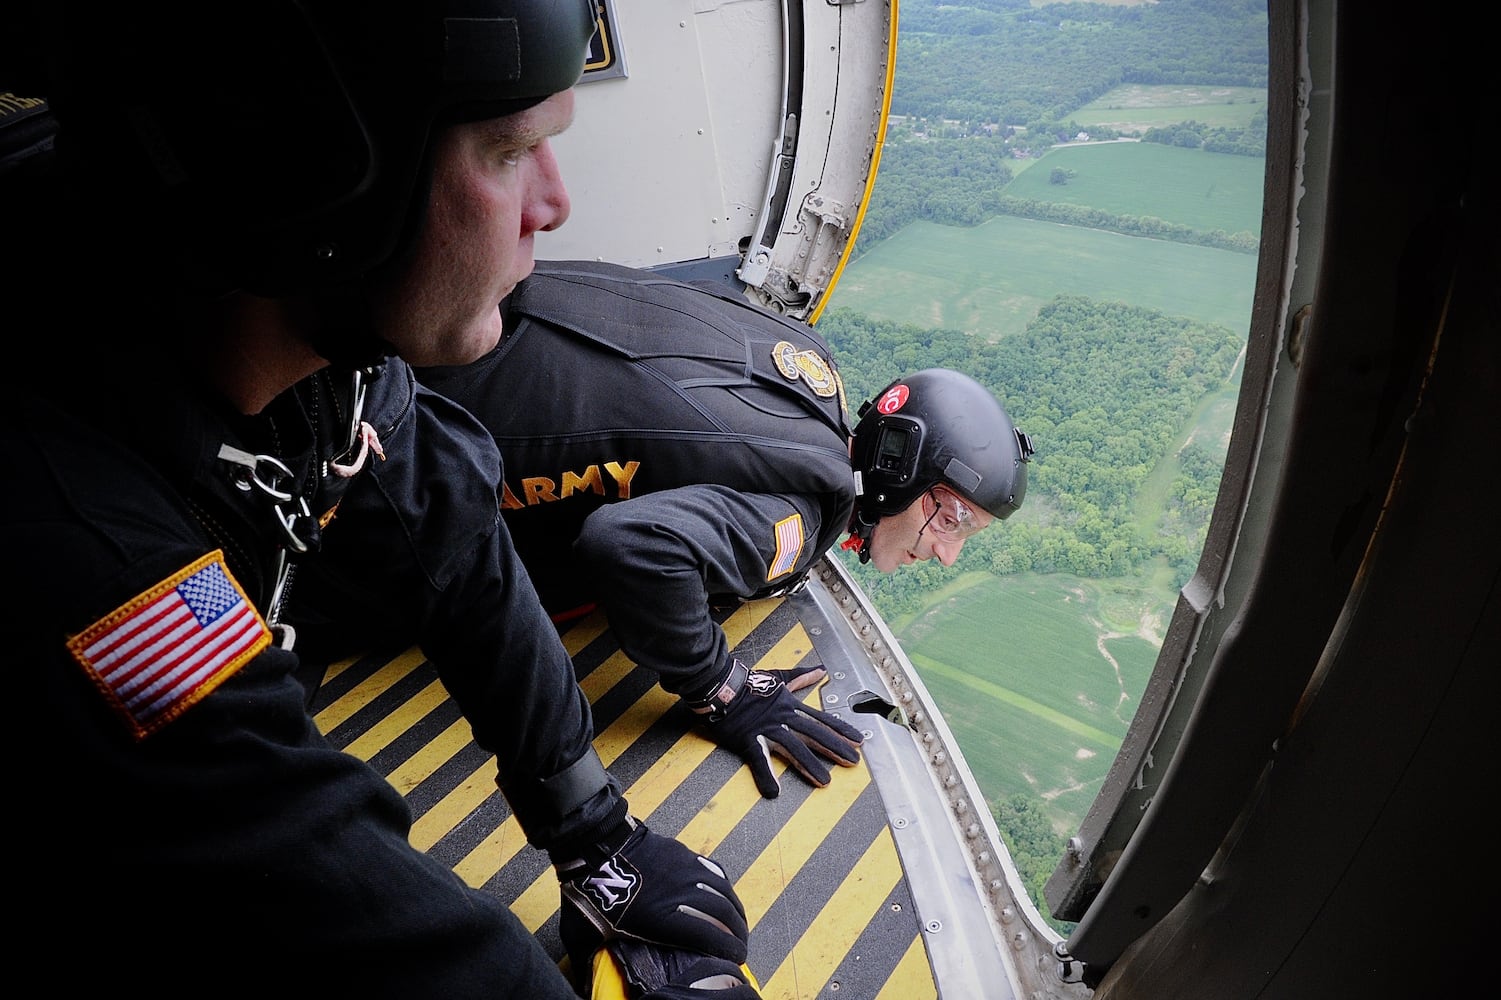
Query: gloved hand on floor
xmin=688 ymin=660 xmax=864 ymax=798
xmin=555 ymin=815 xmax=750 ymax=979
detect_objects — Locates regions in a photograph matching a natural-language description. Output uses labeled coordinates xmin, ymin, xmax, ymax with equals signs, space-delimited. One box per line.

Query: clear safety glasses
xmin=919 ymin=487 xmax=986 ymax=542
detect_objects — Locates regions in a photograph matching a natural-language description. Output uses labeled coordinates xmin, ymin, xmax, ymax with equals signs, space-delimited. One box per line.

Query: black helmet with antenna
xmin=847 ymin=369 xmax=1034 ymax=558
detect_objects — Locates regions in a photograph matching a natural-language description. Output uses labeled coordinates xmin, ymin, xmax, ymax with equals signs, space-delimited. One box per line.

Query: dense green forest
xmin=821 ymin=296 xmax=1240 ymax=617
xmin=853 ymin=136 xmax=1017 ymax=246
xmin=892 ymin=0 xmax=1268 ymax=125
xmin=995 ymin=793 xmax=1069 ymax=927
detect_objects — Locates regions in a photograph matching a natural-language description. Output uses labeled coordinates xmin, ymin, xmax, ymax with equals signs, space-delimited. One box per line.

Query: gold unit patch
xmin=772 ymin=341 xmax=839 ymax=398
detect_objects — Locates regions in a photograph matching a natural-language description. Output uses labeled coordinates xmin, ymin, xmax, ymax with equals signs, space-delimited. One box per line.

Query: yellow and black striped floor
xmin=310 ymin=582 xmax=943 ymax=1000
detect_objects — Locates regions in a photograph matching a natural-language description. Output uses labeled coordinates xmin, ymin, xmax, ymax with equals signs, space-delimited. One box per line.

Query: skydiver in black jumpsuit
xmin=414 ymin=260 xmax=1035 ymax=801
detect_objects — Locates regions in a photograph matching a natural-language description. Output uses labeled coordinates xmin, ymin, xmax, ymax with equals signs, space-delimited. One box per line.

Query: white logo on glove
xmin=584 ymin=858 xmax=641 ymax=911
xmin=745 ymin=671 xmax=782 ymax=697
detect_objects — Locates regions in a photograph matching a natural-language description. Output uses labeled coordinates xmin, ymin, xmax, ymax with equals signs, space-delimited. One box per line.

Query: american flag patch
xmin=67 ymin=551 xmax=271 ymax=740
xmin=767 ymin=513 xmax=805 ymax=580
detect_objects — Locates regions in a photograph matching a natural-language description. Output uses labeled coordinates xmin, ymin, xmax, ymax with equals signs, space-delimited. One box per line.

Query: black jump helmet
xmin=36 ymin=0 xmax=597 ymax=297
xmin=849 ymin=369 xmax=1034 ymax=541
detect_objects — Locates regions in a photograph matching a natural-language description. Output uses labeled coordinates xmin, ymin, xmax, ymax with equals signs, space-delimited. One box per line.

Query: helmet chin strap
xmin=842 ymin=509 xmax=879 ymax=564
xmin=302 ymin=287 xmax=394 ymax=482
xmin=308 ymin=285 xmax=398 ymax=371
xmin=312 ymin=328 xmax=397 ymax=371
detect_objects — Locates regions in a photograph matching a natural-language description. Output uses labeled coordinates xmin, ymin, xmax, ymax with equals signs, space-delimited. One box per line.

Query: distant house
xmin=1075 ymin=131 xmax=1090 ymax=142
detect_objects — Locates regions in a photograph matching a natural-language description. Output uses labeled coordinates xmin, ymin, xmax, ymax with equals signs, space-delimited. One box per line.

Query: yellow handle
xmin=589 ymin=947 xmax=761 ymax=999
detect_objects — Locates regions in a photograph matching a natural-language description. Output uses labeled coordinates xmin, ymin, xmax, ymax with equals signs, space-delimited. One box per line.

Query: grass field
xmin=897 ymin=573 xmax=1163 ymax=832
xmin=1070 ymin=83 xmax=1266 ymax=134
xmin=833 ymin=216 xmax=1257 ymax=342
xmin=1005 ymin=142 xmax=1264 ymax=237
xmin=1009 ymin=81 xmax=1264 ymax=183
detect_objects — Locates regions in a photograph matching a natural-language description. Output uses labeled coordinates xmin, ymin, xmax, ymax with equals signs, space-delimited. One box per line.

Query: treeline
xmin=821 ymin=295 xmax=1241 ymax=618
xmin=996 ymin=794 xmax=1075 ymax=934
xmin=854 ymin=136 xmax=1016 ymax=248
xmin=989 ymin=194 xmax=1260 ymax=254
xmin=1142 ymin=111 xmax=1268 ymax=157
xmin=852 ymin=161 xmax=1262 ymax=258
xmin=893 ymin=0 xmax=1269 ymax=125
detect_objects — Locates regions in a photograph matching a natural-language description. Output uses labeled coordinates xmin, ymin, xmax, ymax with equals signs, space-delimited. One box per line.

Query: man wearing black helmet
xmin=4 ymin=3 xmax=755 ymax=997
xmin=842 ymin=366 xmax=1036 ymax=570
xmin=400 ymin=261 xmax=1034 ymax=802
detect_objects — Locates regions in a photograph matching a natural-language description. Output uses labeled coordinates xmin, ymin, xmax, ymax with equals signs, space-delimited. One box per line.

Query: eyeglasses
xmin=919 ymin=487 xmax=985 ymax=542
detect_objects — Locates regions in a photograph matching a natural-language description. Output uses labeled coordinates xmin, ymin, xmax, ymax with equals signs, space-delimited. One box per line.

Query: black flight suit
xmin=8 ymin=340 xmax=613 ymax=995
xmin=418 ymin=260 xmax=857 ymax=704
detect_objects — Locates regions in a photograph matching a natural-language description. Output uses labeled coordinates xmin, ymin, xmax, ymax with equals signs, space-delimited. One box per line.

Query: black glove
xmin=688 ymin=660 xmax=864 ymax=799
xmin=613 ymin=940 xmax=763 ymax=999
xmin=555 ymin=816 xmax=750 ymax=978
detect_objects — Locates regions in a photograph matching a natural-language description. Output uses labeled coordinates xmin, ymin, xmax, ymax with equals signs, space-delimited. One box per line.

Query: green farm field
xmin=1006 ymin=141 xmax=1264 ymax=237
xmin=895 ymin=573 xmax=1161 ymax=832
xmin=1070 ymin=83 xmax=1266 ymax=134
xmin=834 ymin=216 xmax=1257 ymax=342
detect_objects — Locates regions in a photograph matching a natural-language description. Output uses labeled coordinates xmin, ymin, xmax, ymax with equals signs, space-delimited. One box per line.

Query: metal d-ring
xmin=218 ymin=443 xmax=299 ymax=503
xmin=216 ymin=444 xmax=313 ymax=554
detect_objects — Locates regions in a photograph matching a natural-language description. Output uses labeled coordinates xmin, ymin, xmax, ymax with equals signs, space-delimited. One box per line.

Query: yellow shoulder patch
xmin=768 ymin=512 xmax=806 ymax=580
